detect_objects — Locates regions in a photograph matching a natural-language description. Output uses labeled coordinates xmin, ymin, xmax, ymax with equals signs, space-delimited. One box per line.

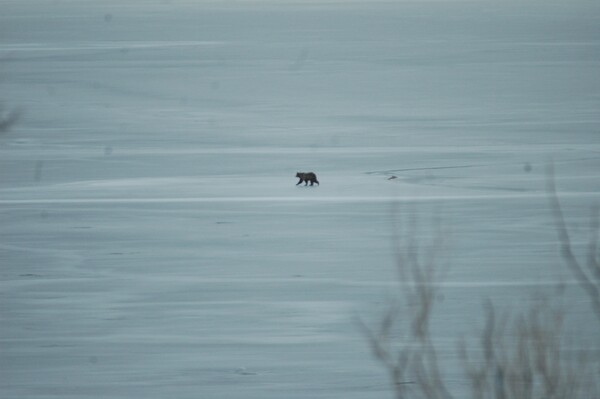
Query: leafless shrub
xmin=360 ymin=208 xmax=451 ymax=399
xmin=459 ymin=295 xmax=595 ymax=399
xmin=363 ymin=189 xmax=599 ymax=398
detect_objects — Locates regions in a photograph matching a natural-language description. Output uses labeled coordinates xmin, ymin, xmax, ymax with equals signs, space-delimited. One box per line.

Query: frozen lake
xmin=1 ymin=1 xmax=599 ymax=398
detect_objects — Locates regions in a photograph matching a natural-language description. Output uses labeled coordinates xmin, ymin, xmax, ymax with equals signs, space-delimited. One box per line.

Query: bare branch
xmin=587 ymin=206 xmax=600 ymax=281
xmin=545 ymin=162 xmax=600 ymax=321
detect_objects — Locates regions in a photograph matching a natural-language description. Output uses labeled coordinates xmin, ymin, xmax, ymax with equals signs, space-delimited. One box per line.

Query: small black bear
xmin=296 ymin=172 xmax=319 ymax=186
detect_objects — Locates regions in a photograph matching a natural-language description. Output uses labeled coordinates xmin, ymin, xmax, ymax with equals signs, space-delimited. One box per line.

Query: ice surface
xmin=1 ymin=1 xmax=599 ymax=398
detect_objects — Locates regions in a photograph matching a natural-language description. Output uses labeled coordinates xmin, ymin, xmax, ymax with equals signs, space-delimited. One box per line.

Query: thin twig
xmin=545 ymin=163 xmax=600 ymax=321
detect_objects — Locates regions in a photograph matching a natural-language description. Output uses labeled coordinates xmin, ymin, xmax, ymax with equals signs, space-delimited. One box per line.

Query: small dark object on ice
xmin=387 ymin=175 xmax=398 ymax=180
xmin=296 ymin=172 xmax=319 ymax=186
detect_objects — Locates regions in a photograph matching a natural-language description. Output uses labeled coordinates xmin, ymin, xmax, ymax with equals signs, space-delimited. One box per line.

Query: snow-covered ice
xmin=1 ymin=1 xmax=599 ymax=398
